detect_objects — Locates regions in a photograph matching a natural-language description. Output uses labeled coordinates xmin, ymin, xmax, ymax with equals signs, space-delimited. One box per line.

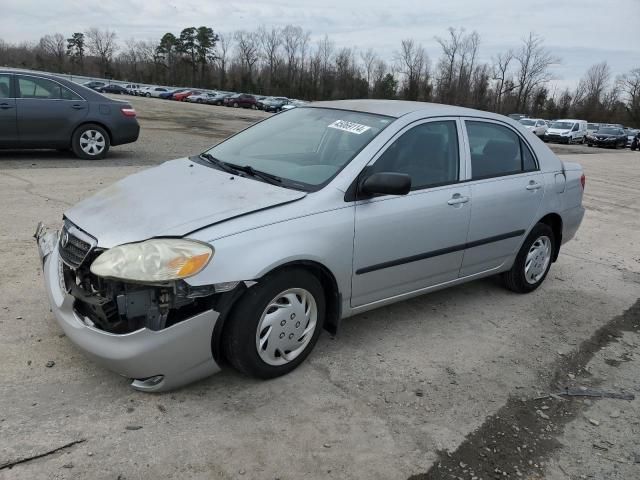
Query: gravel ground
xmin=1 ymin=96 xmax=639 ymax=479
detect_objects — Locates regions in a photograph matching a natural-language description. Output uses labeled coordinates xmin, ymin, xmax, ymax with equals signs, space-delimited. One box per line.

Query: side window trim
xmin=460 ymin=117 xmax=540 ymax=182
xmin=0 ymin=73 xmax=15 ymax=99
xmin=15 ymin=74 xmax=86 ymax=101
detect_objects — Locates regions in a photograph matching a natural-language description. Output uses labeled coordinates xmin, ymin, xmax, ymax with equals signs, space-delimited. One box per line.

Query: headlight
xmin=90 ymin=239 xmax=213 ymax=282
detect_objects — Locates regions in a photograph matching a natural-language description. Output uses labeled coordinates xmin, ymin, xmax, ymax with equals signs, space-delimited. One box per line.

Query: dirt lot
xmin=1 ymin=96 xmax=639 ymax=479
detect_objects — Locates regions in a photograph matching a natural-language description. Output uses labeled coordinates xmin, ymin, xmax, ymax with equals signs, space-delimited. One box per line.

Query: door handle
xmin=71 ymin=104 xmax=85 ymax=110
xmin=447 ymin=194 xmax=470 ymax=206
xmin=0 ymin=103 xmax=13 ymax=110
xmin=526 ymin=181 xmax=542 ymax=191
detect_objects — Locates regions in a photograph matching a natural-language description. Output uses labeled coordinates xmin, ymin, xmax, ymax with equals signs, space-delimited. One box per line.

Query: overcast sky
xmin=4 ymin=0 xmax=640 ymax=88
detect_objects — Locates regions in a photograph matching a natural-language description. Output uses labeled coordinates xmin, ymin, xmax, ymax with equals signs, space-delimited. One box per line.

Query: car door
xmin=16 ymin=75 xmax=88 ymax=146
xmin=351 ymin=118 xmax=471 ymax=307
xmin=0 ymin=73 xmax=18 ymax=146
xmin=459 ymin=119 xmax=544 ymax=277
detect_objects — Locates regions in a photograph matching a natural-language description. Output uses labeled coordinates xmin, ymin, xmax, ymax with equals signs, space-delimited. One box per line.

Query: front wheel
xmin=223 ymin=268 xmax=325 ymax=379
xmin=502 ymin=223 xmax=555 ymax=293
xmin=71 ymin=124 xmax=110 ymax=160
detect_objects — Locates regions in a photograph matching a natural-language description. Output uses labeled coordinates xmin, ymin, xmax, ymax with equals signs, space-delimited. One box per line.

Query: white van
xmin=543 ymin=119 xmax=588 ymax=144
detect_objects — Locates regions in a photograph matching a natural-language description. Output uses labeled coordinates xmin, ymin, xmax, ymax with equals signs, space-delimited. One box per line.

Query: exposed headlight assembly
xmin=90 ymin=239 xmax=213 ymax=282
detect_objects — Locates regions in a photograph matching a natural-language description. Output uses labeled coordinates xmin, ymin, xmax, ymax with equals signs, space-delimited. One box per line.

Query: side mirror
xmin=360 ymin=172 xmax=411 ymax=197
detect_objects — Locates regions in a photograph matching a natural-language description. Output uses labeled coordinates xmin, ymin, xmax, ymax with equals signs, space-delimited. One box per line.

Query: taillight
xmin=580 ymin=173 xmax=586 ymax=190
xmin=121 ymin=107 xmax=136 ymax=117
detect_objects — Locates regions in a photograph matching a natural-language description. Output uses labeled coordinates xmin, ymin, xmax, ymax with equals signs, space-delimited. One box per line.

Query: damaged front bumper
xmin=35 ymin=225 xmax=221 ymax=392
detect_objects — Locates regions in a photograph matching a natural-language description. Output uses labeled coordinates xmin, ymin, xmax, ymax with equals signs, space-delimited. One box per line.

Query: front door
xmin=459 ymin=119 xmax=545 ymax=277
xmin=0 ymin=74 xmax=17 ymax=146
xmin=16 ymin=75 xmax=88 ymax=146
xmin=351 ymin=118 xmax=471 ymax=307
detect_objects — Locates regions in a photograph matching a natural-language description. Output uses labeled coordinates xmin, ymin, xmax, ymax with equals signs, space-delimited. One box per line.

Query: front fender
xmin=185 ymin=206 xmax=355 ymax=303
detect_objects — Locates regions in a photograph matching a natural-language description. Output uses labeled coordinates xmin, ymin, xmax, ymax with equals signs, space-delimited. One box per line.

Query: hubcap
xmin=524 ymin=235 xmax=551 ymax=284
xmin=255 ymin=288 xmax=318 ymax=366
xmin=79 ymin=130 xmax=105 ymax=156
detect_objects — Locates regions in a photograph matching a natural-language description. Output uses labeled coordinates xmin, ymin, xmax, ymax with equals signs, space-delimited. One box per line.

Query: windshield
xmin=519 ymin=119 xmax=536 ymax=126
xmin=597 ymin=128 xmax=620 ymax=135
xmin=204 ymin=107 xmax=392 ymax=190
xmin=550 ymin=121 xmax=574 ymax=130
xmin=587 ymin=123 xmax=598 ymax=129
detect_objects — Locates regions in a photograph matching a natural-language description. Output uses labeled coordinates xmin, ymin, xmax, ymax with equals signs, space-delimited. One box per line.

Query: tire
xmin=233 ymin=102 xmax=239 ymax=108
xmin=501 ymin=223 xmax=555 ymax=294
xmin=145 ymin=93 xmax=151 ymax=97
xmin=71 ymin=124 xmax=110 ymax=160
xmin=223 ymin=268 xmax=326 ymax=379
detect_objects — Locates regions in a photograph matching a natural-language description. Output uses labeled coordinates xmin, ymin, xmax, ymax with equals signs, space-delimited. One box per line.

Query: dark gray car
xmin=0 ymin=71 xmax=140 ymax=159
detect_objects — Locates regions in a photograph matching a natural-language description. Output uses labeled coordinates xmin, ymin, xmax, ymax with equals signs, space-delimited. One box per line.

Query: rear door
xmin=0 ymin=73 xmax=18 ymax=145
xmin=16 ymin=75 xmax=88 ymax=146
xmin=459 ymin=119 xmax=544 ymax=277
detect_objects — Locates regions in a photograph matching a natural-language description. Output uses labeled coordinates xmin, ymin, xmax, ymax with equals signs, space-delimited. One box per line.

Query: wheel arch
xmin=210 ymin=260 xmax=342 ymax=365
xmin=537 ymin=212 xmax=562 ymax=261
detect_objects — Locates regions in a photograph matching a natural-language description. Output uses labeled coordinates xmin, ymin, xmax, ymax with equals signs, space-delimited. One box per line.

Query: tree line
xmin=1 ymin=26 xmax=638 ymax=126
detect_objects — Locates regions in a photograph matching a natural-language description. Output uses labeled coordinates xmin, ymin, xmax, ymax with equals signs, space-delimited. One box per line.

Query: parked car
xmin=224 ymin=93 xmax=257 ymax=108
xmin=255 ymin=96 xmax=269 ymax=109
xmin=587 ymin=123 xmax=600 ymax=135
xmin=631 ymin=131 xmax=640 ymax=150
xmin=262 ymin=97 xmax=290 ymax=112
xmin=543 ymin=119 xmax=588 ymax=144
xmin=585 ymin=127 xmax=628 ymax=148
xmin=145 ymin=87 xmax=170 ymax=98
xmin=174 ymin=90 xmax=203 ymax=102
xmin=35 ymin=100 xmax=585 ymax=391
xmin=99 ymin=84 xmax=128 ymax=95
xmin=626 ymin=129 xmax=639 ymax=148
xmin=281 ymin=99 xmax=306 ymax=111
xmin=518 ymin=118 xmax=548 ymax=137
xmin=123 ymin=84 xmax=140 ymax=95
xmin=508 ymin=113 xmax=528 ymax=120
xmin=82 ymin=81 xmax=106 ymax=91
xmin=187 ymin=92 xmax=218 ymax=103
xmin=209 ymin=93 xmax=233 ymax=106
xmin=0 ymin=70 xmax=139 ymax=159
xmin=157 ymin=88 xmax=185 ymax=100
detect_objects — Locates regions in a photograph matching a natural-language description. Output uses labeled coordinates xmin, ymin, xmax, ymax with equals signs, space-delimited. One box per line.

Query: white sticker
xmin=328 ymin=120 xmax=371 ymax=135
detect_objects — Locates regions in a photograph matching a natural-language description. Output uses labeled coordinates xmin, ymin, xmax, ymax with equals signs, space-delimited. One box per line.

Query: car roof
xmin=306 ymin=99 xmax=518 ymax=121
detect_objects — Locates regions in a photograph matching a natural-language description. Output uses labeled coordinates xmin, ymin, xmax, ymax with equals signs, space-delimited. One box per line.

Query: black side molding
xmin=355 ymin=229 xmax=525 ymax=275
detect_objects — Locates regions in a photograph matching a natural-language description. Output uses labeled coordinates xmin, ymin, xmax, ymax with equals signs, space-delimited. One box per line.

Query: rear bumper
xmin=37 ymin=229 xmax=220 ymax=392
xmin=111 ymin=121 xmax=140 ymax=146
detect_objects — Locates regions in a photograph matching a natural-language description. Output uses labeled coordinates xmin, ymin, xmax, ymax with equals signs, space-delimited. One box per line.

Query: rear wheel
xmin=145 ymin=93 xmax=151 ymax=97
xmin=502 ymin=223 xmax=555 ymax=293
xmin=223 ymin=268 xmax=325 ymax=379
xmin=233 ymin=102 xmax=239 ymax=108
xmin=71 ymin=124 xmax=110 ymax=160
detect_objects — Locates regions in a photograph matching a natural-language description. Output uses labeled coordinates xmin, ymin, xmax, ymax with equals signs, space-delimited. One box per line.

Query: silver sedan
xmin=36 ymin=100 xmax=585 ymax=391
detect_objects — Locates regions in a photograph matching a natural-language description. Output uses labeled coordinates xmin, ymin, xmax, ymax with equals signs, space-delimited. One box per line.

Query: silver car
xmin=36 ymin=100 xmax=585 ymax=392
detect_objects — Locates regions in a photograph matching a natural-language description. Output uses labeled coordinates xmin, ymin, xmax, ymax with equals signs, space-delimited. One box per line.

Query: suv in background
xmin=544 ymin=119 xmax=588 ymax=144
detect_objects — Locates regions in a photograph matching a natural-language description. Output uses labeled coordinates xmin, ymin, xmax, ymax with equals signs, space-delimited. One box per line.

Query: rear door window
xmin=18 ymin=77 xmax=62 ymax=99
xmin=465 ymin=121 xmax=538 ymax=179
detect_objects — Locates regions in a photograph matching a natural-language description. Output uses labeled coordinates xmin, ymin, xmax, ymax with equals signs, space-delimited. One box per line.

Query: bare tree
xmin=282 ymin=25 xmax=304 ymax=93
xmin=85 ymin=28 xmax=118 ymax=74
xmin=215 ymin=33 xmax=231 ymax=89
xmin=434 ymin=27 xmax=464 ymax=103
xmin=513 ymin=33 xmax=558 ymax=111
xmin=492 ymin=50 xmax=514 ymax=111
xmin=395 ymin=39 xmax=427 ymax=100
xmin=360 ymin=48 xmax=377 ymax=95
xmin=258 ymin=26 xmax=281 ymax=89
xmin=38 ymin=33 xmax=66 ymax=72
xmin=234 ymin=30 xmax=259 ymax=88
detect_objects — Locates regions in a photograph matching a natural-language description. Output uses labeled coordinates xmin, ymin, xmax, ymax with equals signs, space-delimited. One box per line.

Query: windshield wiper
xmin=226 ymin=163 xmax=283 ymax=185
xmin=199 ymin=153 xmax=241 ymax=175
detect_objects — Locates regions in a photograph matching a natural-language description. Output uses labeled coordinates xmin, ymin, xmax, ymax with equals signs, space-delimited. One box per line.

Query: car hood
xmin=64 ymin=158 xmax=307 ymax=248
xmin=593 ymin=133 xmax=617 ymax=138
xmin=547 ymin=128 xmax=571 ymax=134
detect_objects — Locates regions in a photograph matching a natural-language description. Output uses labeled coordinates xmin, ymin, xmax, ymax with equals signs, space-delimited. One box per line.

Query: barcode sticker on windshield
xmin=328 ymin=120 xmax=371 ymax=134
